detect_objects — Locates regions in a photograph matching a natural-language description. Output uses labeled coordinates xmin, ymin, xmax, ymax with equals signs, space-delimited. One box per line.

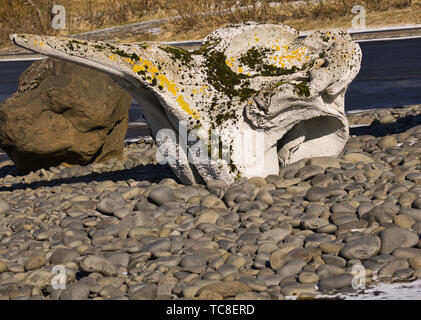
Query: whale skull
xmin=10 ymin=22 xmax=362 ymax=184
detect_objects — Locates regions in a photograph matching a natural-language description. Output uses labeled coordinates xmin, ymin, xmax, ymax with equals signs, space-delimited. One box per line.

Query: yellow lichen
xmin=176 ymin=95 xmax=199 ymax=119
xmin=157 ymin=74 xmax=178 ymax=96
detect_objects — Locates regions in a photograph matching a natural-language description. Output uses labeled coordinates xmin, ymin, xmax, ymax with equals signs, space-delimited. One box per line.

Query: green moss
xmin=105 ymin=43 xmax=116 ymax=50
xmin=230 ymin=160 xmax=241 ymax=180
xmin=274 ymin=81 xmax=288 ymax=88
xmin=215 ymin=110 xmax=237 ymax=126
xmin=160 ymin=46 xmax=193 ymax=66
xmin=67 ymin=41 xmax=75 ymax=51
xmin=238 ymin=87 xmax=258 ymax=101
xmin=193 ymin=40 xmax=220 ymax=55
xmin=260 ymin=64 xmax=298 ymax=77
xmin=138 ymin=43 xmax=149 ymax=49
xmin=321 ymin=35 xmax=330 ymax=42
xmin=70 ymin=39 xmax=87 ymax=45
xmin=238 ymin=47 xmax=270 ymax=70
xmin=191 ymin=123 xmax=202 ymax=130
xmin=205 ymin=50 xmax=250 ymax=99
xmin=294 ymin=81 xmax=310 ymax=97
xmin=113 ymin=49 xmax=130 ymax=58
xmin=237 ymin=47 xmax=301 ymax=77
xmin=130 ymin=52 xmax=140 ymax=62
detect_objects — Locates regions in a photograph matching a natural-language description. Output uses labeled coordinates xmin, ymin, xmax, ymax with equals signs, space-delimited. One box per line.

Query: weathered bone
xmin=10 ymin=22 xmax=362 ymax=184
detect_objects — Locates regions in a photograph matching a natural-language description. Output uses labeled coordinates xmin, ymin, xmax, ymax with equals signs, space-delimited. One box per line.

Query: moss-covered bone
xmin=10 ymin=23 xmax=362 ymax=185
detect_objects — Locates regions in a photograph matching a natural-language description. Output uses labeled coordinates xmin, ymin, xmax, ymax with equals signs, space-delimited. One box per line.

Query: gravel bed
xmin=0 ymin=105 xmax=420 ymax=300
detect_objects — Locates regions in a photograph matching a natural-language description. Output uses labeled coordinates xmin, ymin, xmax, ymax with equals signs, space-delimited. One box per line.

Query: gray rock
xmin=143 ymin=238 xmax=172 ymax=253
xmin=0 ymin=199 xmax=10 ymax=215
xmin=129 ymin=284 xmax=156 ymax=300
xmin=318 ymin=273 xmax=354 ymax=291
xmin=277 ymin=258 xmax=306 ymax=279
xmin=60 ymin=282 xmax=90 ymax=300
xmin=281 ymin=283 xmax=317 ymax=296
xmin=233 ymin=292 xmax=269 ymax=300
xmin=302 ymin=218 xmax=329 ymax=230
xmin=128 ymin=226 xmax=158 ymax=239
xmin=305 ymin=233 xmax=332 ymax=248
xmin=113 ymin=207 xmax=132 ymax=219
xmin=316 ymin=264 xmax=346 ymax=279
xmin=103 ymin=252 xmax=130 ymax=268
xmin=260 ymin=226 xmax=292 ymax=243
xmin=50 ymin=248 xmax=81 ymax=265
xmin=399 ymin=208 xmax=421 ymax=222
xmin=174 ymin=186 xmax=209 ymax=201
xmin=378 ymin=136 xmax=397 ymax=149
xmin=296 ymin=165 xmax=325 ymax=181
xmin=393 ymin=268 xmax=414 ymax=281
xmin=298 ymin=271 xmax=319 ymax=284
xmin=206 ymin=180 xmax=228 ymax=197
xmin=218 ymin=264 xmax=239 ymax=278
xmin=380 ymin=227 xmax=419 ymax=255
xmin=322 ymin=254 xmax=347 ymax=268
xmin=306 ymin=187 xmax=330 ymax=202
xmin=96 ymin=194 xmax=126 ymax=215
xmin=80 ymin=255 xmax=117 ymax=276
xmin=134 ymin=211 xmax=155 ymax=227
xmin=24 ymin=255 xmax=46 ymax=271
xmin=22 ymin=269 xmax=55 ymax=289
xmin=154 ymin=256 xmax=182 ymax=268
xmin=148 ymin=186 xmax=176 ymax=206
xmin=392 ymin=248 xmax=421 ymax=259
xmin=307 ymin=157 xmax=341 ymax=170
xmin=0 ymin=260 xmax=7 ymax=273
xmin=179 ymin=255 xmax=207 ymax=273
xmin=330 ymin=202 xmax=356 ymax=213
xmin=341 ymin=235 xmax=381 ymax=260
xmin=257 ymin=274 xmax=282 ymax=287
xmin=378 ymin=259 xmax=409 ymax=277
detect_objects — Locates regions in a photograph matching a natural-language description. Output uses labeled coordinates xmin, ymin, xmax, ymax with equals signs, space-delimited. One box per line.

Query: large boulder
xmin=0 ymin=58 xmax=131 ymax=173
xmin=10 ymin=22 xmax=361 ymax=183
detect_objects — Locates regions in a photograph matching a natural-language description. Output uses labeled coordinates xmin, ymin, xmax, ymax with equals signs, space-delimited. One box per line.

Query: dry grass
xmin=68 ymin=0 xmax=169 ymax=33
xmin=0 ymin=0 xmax=168 ymax=47
xmin=159 ymin=0 xmax=421 ymax=42
xmin=0 ymin=0 xmax=420 ymax=48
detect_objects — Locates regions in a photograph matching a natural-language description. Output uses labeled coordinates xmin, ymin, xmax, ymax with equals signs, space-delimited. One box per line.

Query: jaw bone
xmin=10 ymin=23 xmax=361 ymax=185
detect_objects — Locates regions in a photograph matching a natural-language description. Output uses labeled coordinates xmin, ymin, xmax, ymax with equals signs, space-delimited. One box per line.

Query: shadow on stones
xmin=350 ymin=112 xmax=421 ymax=137
xmin=0 ymin=164 xmax=16 ymax=179
xmin=0 ymin=163 xmax=177 ymax=192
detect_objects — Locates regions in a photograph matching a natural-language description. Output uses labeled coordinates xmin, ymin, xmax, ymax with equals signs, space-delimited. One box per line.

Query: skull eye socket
xmin=277 ymin=116 xmax=346 ymax=167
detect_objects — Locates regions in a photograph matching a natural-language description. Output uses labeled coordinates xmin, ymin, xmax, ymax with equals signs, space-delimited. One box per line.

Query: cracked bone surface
xmin=10 ymin=22 xmax=362 ymax=185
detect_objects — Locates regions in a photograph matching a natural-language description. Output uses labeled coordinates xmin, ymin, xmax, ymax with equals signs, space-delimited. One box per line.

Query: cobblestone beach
xmin=0 ymin=104 xmax=420 ymax=300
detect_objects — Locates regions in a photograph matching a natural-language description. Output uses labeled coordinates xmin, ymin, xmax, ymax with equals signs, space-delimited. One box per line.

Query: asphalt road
xmin=346 ymin=37 xmax=421 ymax=111
xmin=1 ymin=37 xmax=421 ymax=115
